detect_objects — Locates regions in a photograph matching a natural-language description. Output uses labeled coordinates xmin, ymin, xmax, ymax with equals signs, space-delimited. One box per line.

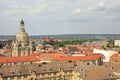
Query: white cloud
xmin=0 ymin=0 xmax=120 ymax=35
xmin=98 ymin=1 xmax=105 ymax=7
xmin=5 ymin=9 xmax=24 ymax=14
xmin=88 ymin=6 xmax=95 ymax=11
xmin=8 ymin=4 xmax=25 ymax=9
xmin=4 ymin=4 xmax=26 ymax=14
xmin=88 ymin=1 xmax=106 ymax=11
xmin=73 ymin=8 xmax=82 ymax=14
xmin=29 ymin=4 xmax=49 ymax=15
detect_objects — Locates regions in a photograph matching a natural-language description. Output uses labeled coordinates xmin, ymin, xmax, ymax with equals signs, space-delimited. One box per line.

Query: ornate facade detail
xmin=12 ymin=20 xmax=33 ymax=56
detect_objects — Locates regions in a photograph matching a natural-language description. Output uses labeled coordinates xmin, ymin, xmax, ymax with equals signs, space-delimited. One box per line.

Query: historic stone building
xmin=12 ymin=20 xmax=33 ymax=56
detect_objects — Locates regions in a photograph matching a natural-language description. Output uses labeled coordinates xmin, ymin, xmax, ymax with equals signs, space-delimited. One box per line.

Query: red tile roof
xmin=0 ymin=52 xmax=105 ymax=63
xmin=110 ymin=53 xmax=120 ymax=61
xmin=32 ymin=52 xmax=67 ymax=56
xmin=32 ymin=52 xmax=104 ymax=61
xmin=0 ymin=56 xmax=39 ymax=63
xmin=76 ymin=45 xmax=102 ymax=54
xmin=87 ymin=46 xmax=102 ymax=50
xmin=55 ymin=54 xmax=104 ymax=61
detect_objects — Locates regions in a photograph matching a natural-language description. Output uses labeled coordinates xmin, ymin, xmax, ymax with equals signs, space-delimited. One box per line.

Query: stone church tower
xmin=12 ymin=20 xmax=33 ymax=56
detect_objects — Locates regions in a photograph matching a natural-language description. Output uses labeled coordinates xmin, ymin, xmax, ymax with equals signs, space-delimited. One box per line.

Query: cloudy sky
xmin=0 ymin=0 xmax=120 ymax=35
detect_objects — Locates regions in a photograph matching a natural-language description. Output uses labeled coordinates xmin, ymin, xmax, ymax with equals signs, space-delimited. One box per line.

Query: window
xmin=109 ymin=73 xmax=113 ymax=77
xmin=33 ymin=71 xmax=36 ymax=74
xmin=17 ymin=76 xmax=21 ymax=80
xmin=59 ymin=68 xmax=64 ymax=71
xmin=53 ymin=77 xmax=57 ymax=80
xmin=42 ymin=74 xmax=46 ymax=77
xmin=19 ymin=71 xmax=22 ymax=74
xmin=30 ymin=62 xmax=33 ymax=65
xmin=48 ymin=78 xmax=52 ymax=80
xmin=59 ymin=75 xmax=62 ymax=80
xmin=38 ymin=64 xmax=42 ymax=67
xmin=83 ymin=74 xmax=87 ymax=77
xmin=105 ymin=65 xmax=107 ymax=67
xmin=64 ymin=72 xmax=67 ymax=75
xmin=10 ymin=72 xmax=14 ymax=76
xmin=92 ymin=60 xmax=96 ymax=64
xmin=87 ymin=61 xmax=90 ymax=65
xmin=54 ymin=73 xmax=56 ymax=75
xmin=80 ymin=68 xmax=83 ymax=71
xmin=30 ymin=78 xmax=34 ymax=80
xmin=3 ymin=77 xmax=7 ymax=80
xmin=84 ymin=69 xmax=86 ymax=72
xmin=24 ymin=76 xmax=27 ymax=79
xmin=111 ymin=67 xmax=114 ymax=70
xmin=0 ymin=73 xmax=1 ymax=77
xmin=0 ymin=64 xmax=2 ymax=67
xmin=36 ymin=74 xmax=40 ymax=78
xmin=48 ymin=73 xmax=51 ymax=76
xmin=10 ymin=77 xmax=14 ymax=80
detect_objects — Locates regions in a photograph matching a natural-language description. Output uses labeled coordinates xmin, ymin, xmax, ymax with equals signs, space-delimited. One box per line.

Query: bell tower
xmin=12 ymin=19 xmax=33 ymax=56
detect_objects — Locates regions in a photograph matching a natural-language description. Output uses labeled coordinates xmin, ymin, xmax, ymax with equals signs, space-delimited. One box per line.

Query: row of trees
xmin=43 ymin=38 xmax=119 ymax=49
xmin=43 ymin=40 xmax=82 ymax=49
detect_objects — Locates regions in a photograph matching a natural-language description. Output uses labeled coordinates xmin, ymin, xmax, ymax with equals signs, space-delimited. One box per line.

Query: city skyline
xmin=0 ymin=0 xmax=120 ymax=35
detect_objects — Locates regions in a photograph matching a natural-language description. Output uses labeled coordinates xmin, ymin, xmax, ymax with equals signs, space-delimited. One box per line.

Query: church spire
xmin=20 ymin=19 xmax=25 ymax=32
xmin=20 ymin=19 xmax=24 ymax=24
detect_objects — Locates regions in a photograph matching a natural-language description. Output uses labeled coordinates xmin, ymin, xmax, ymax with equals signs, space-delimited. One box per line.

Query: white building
xmin=93 ymin=48 xmax=117 ymax=62
xmin=114 ymin=40 xmax=120 ymax=47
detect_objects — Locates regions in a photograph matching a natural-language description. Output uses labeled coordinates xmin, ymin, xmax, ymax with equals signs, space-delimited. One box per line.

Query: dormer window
xmin=33 ymin=71 xmax=36 ymax=74
xmin=109 ymin=73 xmax=111 ymax=76
xmin=68 ymin=60 xmax=72 ymax=63
xmin=0 ymin=65 xmax=2 ymax=68
xmin=30 ymin=62 xmax=33 ymax=65
xmin=59 ymin=68 xmax=64 ymax=71
xmin=83 ymin=74 xmax=87 ymax=77
xmin=29 ymin=70 xmax=32 ymax=74
xmin=49 ymin=69 xmax=52 ymax=71
xmin=44 ymin=69 xmax=46 ymax=71
xmin=109 ymin=73 xmax=113 ymax=77
xmin=19 ymin=71 xmax=22 ymax=74
xmin=104 ymin=65 xmax=107 ymax=67
xmin=42 ymin=62 xmax=47 ymax=64
xmin=38 ymin=64 xmax=42 ymax=67
xmin=84 ymin=69 xmax=86 ymax=72
xmin=29 ymin=70 xmax=36 ymax=74
xmin=10 ymin=71 xmax=14 ymax=76
xmin=111 ymin=67 xmax=114 ymax=70
xmin=80 ymin=68 xmax=83 ymax=71
xmin=0 ymin=73 xmax=2 ymax=77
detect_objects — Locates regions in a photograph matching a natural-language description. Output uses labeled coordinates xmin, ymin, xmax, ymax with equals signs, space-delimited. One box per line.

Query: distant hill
xmin=0 ymin=34 xmax=120 ymax=40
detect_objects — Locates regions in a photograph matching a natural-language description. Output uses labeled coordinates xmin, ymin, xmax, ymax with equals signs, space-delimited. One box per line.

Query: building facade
xmin=0 ymin=61 xmax=75 ymax=80
xmin=93 ymin=48 xmax=117 ymax=62
xmin=12 ymin=20 xmax=33 ymax=56
xmin=0 ymin=61 xmax=119 ymax=80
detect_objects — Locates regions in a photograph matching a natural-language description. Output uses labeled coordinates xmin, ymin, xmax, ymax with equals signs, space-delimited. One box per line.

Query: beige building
xmin=0 ymin=61 xmax=75 ymax=80
xmin=12 ymin=20 xmax=33 ymax=56
xmin=0 ymin=61 xmax=119 ymax=80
